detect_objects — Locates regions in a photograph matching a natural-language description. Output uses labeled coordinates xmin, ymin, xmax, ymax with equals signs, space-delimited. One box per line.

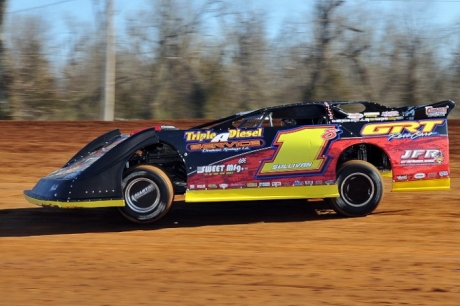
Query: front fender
xmin=25 ymin=128 xmax=160 ymax=203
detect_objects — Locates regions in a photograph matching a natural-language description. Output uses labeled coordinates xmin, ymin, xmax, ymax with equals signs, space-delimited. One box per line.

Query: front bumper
xmin=24 ymin=189 xmax=124 ymax=208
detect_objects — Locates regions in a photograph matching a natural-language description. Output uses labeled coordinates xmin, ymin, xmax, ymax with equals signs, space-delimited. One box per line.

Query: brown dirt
xmin=1 ymin=120 xmax=459 ymax=306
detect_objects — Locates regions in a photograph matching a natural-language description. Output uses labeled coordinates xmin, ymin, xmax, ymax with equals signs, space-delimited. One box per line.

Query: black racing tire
xmin=118 ymin=165 xmax=174 ymax=224
xmin=327 ymin=160 xmax=383 ymax=217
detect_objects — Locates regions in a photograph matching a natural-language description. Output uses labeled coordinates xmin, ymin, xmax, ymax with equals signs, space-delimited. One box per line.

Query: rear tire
xmin=327 ymin=160 xmax=383 ymax=217
xmin=119 ymin=165 xmax=174 ymax=223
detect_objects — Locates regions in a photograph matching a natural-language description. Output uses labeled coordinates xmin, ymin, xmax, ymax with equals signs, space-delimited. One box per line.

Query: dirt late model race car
xmin=25 ymin=100 xmax=455 ymax=223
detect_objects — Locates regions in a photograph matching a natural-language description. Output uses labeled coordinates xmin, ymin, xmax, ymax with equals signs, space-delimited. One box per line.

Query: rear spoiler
xmin=395 ymin=100 xmax=455 ymax=120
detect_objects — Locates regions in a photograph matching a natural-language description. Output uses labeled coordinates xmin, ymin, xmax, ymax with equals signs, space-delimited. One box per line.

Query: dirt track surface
xmin=1 ymin=120 xmax=459 ymax=305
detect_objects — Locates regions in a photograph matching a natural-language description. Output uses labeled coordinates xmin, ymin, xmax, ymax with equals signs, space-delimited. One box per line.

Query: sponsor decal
xmin=371 ymin=117 xmax=389 ymax=121
xmin=185 ymin=130 xmax=216 ymax=142
xmin=225 ymin=164 xmax=244 ymax=173
xmin=388 ymin=132 xmax=436 ymax=141
xmin=197 ymin=184 xmax=206 ymax=189
xmin=381 ymin=111 xmax=400 ymax=117
xmin=293 ymin=180 xmax=303 ymax=186
xmin=439 ymin=171 xmax=449 ymax=177
xmin=187 ymin=139 xmax=264 ymax=153
xmin=315 ymin=180 xmax=323 ymax=185
xmin=428 ymin=173 xmax=437 ymax=178
xmin=414 ymin=173 xmax=426 ymax=179
xmin=185 ymin=129 xmax=264 ymax=153
xmin=196 ymin=164 xmax=246 ymax=175
xmin=364 ymin=112 xmax=380 ymax=118
xmin=401 ymin=149 xmax=444 ymax=165
xmin=131 ymin=185 xmax=155 ymax=202
xmin=361 ymin=119 xmax=444 ymax=140
xmin=230 ymin=183 xmax=245 ymax=188
xmin=425 ymin=106 xmax=448 ymax=117
xmin=325 ymin=180 xmax=335 ymax=185
xmin=259 ymin=182 xmax=271 ymax=187
xmin=396 ymin=175 xmax=408 ymax=181
xmin=219 ymin=184 xmax=229 ymax=189
xmin=185 ymin=128 xmax=263 ymax=142
xmin=305 ymin=180 xmax=314 ymax=186
xmin=272 ymin=182 xmax=282 ymax=187
xmin=208 ymin=184 xmax=218 ymax=189
xmin=189 ymin=184 xmax=195 ymax=190
xmin=332 ymin=119 xmax=352 ymax=123
xmin=348 ymin=113 xmax=364 ymax=120
xmin=197 ymin=165 xmax=225 ymax=174
xmin=332 ymin=117 xmax=393 ymax=123
xmin=324 ymin=102 xmax=334 ymax=120
xmin=404 ymin=107 xmax=416 ymax=120
xmin=247 ymin=182 xmax=258 ymax=188
xmin=362 ymin=119 xmax=444 ymax=136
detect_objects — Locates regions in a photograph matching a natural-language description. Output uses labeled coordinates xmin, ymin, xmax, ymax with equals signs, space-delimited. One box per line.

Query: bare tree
xmin=7 ymin=15 xmax=59 ymax=119
xmin=375 ymin=10 xmax=442 ymax=107
xmin=1 ymin=0 xmax=458 ymax=120
xmin=337 ymin=10 xmax=375 ymax=101
xmin=124 ymin=0 xmax=221 ymax=119
xmin=58 ymin=1 xmax=111 ymax=120
xmin=0 ymin=0 xmax=10 ymax=118
xmin=219 ymin=8 xmax=270 ymax=112
xmin=302 ymin=0 xmax=345 ymax=102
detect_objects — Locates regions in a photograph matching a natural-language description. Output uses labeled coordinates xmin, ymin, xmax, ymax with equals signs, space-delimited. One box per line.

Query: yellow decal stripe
xmin=185 ymin=185 xmax=339 ymax=203
xmin=380 ymin=170 xmax=392 ymax=178
xmin=24 ymin=194 xmax=125 ymax=208
xmin=392 ymin=178 xmax=450 ymax=192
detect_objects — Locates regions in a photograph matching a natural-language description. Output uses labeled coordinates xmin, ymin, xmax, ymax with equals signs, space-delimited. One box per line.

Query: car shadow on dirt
xmin=0 ymin=200 xmax=343 ymax=237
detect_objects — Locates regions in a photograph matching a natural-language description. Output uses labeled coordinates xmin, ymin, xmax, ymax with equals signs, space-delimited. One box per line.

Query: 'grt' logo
xmin=185 ymin=128 xmax=263 ymax=142
xmin=361 ymin=119 xmax=444 ymax=136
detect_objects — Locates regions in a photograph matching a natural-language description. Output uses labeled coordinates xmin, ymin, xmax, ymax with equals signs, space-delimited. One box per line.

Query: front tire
xmin=119 ymin=165 xmax=174 ymax=223
xmin=327 ymin=160 xmax=383 ymax=217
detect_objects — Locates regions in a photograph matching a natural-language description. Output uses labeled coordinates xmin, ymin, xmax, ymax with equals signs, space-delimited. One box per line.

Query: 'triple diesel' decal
xmin=185 ymin=128 xmax=263 ymax=142
xmin=360 ymin=119 xmax=444 ymax=138
xmin=185 ymin=128 xmax=264 ymax=152
xmin=257 ymin=126 xmax=339 ymax=177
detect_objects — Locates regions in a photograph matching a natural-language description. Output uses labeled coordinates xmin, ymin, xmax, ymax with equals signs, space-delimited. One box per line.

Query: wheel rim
xmin=340 ymin=173 xmax=375 ymax=207
xmin=124 ymin=178 xmax=160 ymax=213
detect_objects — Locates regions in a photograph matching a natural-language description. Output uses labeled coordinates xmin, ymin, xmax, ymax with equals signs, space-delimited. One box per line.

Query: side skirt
xmin=392 ymin=178 xmax=450 ymax=192
xmin=185 ymin=185 xmax=339 ymax=203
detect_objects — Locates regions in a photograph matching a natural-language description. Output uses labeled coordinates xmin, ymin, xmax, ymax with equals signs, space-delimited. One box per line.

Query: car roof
xmin=191 ymin=101 xmax=392 ymax=129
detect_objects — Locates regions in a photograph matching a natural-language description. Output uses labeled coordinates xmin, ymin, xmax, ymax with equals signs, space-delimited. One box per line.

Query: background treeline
xmin=1 ymin=0 xmax=459 ymax=120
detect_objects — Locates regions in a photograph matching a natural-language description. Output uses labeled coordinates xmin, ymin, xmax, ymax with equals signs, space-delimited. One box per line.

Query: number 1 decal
xmin=257 ymin=126 xmax=340 ymax=177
